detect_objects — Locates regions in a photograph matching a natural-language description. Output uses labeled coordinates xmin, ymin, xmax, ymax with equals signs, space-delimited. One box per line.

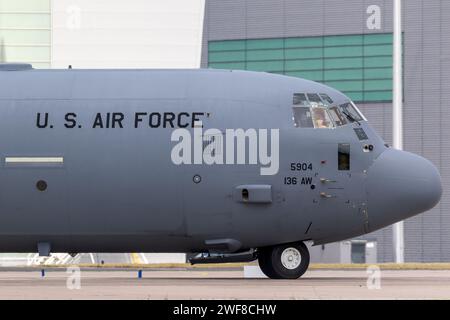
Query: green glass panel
xmin=0 ymin=29 xmax=50 ymax=44
xmin=324 ymin=81 xmax=363 ymax=92
xmin=364 ymin=79 xmax=392 ymax=91
xmin=0 ymin=13 xmax=50 ymax=29
xmin=343 ymin=91 xmax=364 ymax=102
xmin=364 ymin=33 xmax=393 ymax=45
xmin=364 ymin=56 xmax=392 ymax=68
xmin=325 ymin=69 xmax=363 ymax=81
xmin=208 ymin=51 xmax=245 ymax=63
xmin=0 ymin=0 xmax=50 ymax=11
xmin=246 ymin=38 xmax=284 ymax=50
xmin=364 ymin=44 xmax=392 ymax=56
xmin=285 ymin=37 xmax=323 ymax=48
xmin=285 ymin=70 xmax=323 ymax=81
xmin=324 ymin=35 xmax=363 ymax=46
xmin=3 ymin=46 xmax=50 ymax=60
xmin=364 ymin=67 xmax=392 ymax=79
xmin=208 ymin=33 xmax=396 ymax=103
xmin=246 ymin=60 xmax=284 ymax=72
xmin=364 ymin=91 xmax=393 ymax=101
xmin=208 ymin=62 xmax=246 ymax=70
xmin=284 ymin=59 xmax=323 ymax=71
xmin=208 ymin=40 xmax=246 ymax=52
xmin=246 ymin=49 xmax=284 ymax=61
xmin=285 ymin=47 xmax=323 ymax=59
xmin=324 ymin=46 xmax=363 ymax=58
xmin=324 ymin=57 xmax=363 ymax=69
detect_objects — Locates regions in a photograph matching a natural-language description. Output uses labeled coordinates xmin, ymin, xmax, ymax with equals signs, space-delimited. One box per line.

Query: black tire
xmin=258 ymin=242 xmax=310 ymax=279
xmin=257 ymin=247 xmax=277 ymax=279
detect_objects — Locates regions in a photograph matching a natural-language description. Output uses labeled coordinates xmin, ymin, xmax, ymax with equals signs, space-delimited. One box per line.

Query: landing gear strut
xmin=257 ymin=242 xmax=310 ymax=279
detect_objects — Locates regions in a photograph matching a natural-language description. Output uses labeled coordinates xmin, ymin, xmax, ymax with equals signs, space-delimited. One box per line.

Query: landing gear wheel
xmin=257 ymin=247 xmax=277 ymax=279
xmin=258 ymin=242 xmax=310 ymax=279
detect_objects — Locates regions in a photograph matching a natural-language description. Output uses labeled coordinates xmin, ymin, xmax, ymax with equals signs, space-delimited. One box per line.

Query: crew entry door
xmin=315 ymin=142 xmax=368 ymax=235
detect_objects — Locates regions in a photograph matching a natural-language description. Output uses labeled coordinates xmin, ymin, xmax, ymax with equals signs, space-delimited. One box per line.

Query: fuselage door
xmin=312 ymin=141 xmax=368 ymax=238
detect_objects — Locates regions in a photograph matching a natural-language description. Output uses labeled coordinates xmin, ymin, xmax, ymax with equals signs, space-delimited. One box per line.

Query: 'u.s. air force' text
xmin=36 ymin=112 xmax=206 ymax=129
xmin=36 ymin=111 xmax=280 ymax=176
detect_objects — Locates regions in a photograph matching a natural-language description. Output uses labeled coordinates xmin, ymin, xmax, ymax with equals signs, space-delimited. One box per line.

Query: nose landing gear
xmin=257 ymin=242 xmax=310 ymax=279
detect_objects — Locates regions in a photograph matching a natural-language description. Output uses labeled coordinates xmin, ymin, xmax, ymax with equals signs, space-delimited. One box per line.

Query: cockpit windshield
xmin=291 ymin=93 xmax=365 ymax=129
xmin=306 ymin=93 xmax=326 ymax=107
xmin=292 ymin=106 xmax=334 ymax=129
xmin=339 ymin=102 xmax=364 ymax=123
xmin=293 ymin=93 xmax=309 ymax=107
xmin=319 ymin=93 xmax=334 ymax=105
xmin=328 ymin=106 xmax=347 ymax=126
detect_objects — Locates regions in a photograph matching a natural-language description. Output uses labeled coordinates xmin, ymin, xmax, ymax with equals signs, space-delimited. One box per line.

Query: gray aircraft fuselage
xmin=0 ymin=66 xmax=442 ymax=254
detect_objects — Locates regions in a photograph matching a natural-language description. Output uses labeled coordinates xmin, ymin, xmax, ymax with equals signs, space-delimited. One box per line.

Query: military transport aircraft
xmin=0 ymin=63 xmax=442 ymax=279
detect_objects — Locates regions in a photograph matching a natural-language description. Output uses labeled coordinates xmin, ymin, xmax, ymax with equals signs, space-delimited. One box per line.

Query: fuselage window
xmin=338 ymin=143 xmax=350 ymax=170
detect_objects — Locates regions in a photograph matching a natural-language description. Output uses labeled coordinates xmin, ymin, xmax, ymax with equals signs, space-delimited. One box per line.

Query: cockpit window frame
xmin=319 ymin=93 xmax=334 ymax=105
xmin=310 ymin=106 xmax=335 ymax=129
xmin=291 ymin=105 xmax=335 ymax=129
xmin=293 ymin=93 xmax=308 ymax=106
xmin=350 ymin=101 xmax=367 ymax=121
xmin=306 ymin=93 xmax=323 ymax=104
xmin=339 ymin=101 xmax=366 ymax=123
xmin=328 ymin=106 xmax=348 ymax=127
xmin=291 ymin=92 xmax=367 ymax=129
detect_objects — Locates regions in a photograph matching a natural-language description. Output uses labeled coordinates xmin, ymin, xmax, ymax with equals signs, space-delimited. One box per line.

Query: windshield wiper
xmin=342 ymin=110 xmax=360 ymax=126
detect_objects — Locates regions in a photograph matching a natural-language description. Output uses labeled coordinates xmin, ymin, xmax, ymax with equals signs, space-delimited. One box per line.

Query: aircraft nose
xmin=366 ymin=148 xmax=442 ymax=231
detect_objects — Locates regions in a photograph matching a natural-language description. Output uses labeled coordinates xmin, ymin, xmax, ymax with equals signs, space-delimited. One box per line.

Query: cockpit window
xmin=319 ymin=93 xmax=334 ymax=105
xmin=339 ymin=102 xmax=364 ymax=123
xmin=291 ymin=93 xmax=366 ymax=128
xmin=293 ymin=93 xmax=308 ymax=106
xmin=312 ymin=108 xmax=333 ymax=128
xmin=328 ymin=106 xmax=347 ymax=126
xmin=292 ymin=107 xmax=314 ymax=128
xmin=307 ymin=93 xmax=322 ymax=104
xmin=292 ymin=106 xmax=334 ymax=129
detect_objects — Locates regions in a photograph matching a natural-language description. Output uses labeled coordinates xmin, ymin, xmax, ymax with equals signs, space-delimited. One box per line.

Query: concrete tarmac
xmin=0 ymin=269 xmax=449 ymax=299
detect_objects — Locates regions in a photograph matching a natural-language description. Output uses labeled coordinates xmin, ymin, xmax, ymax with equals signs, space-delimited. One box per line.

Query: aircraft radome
xmin=0 ymin=63 xmax=442 ymax=279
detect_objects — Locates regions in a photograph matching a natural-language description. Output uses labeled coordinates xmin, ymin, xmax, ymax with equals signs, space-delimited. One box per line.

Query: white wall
xmin=51 ymin=0 xmax=205 ymax=68
xmin=49 ymin=0 xmax=205 ymax=264
xmin=0 ymin=0 xmax=51 ymax=68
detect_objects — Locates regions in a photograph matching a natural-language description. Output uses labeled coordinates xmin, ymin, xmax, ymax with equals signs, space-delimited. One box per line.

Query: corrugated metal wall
xmin=201 ymin=0 xmax=450 ymax=262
